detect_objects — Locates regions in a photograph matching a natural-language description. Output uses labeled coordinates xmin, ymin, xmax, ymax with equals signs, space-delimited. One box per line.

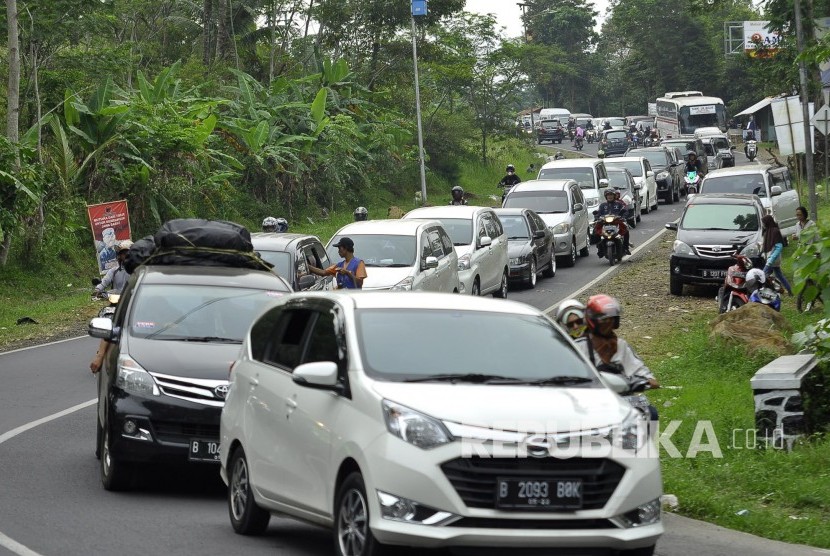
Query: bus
xmin=655 ymin=91 xmax=726 ymax=138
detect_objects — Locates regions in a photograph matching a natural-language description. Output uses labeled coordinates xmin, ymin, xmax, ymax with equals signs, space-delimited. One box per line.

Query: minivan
xmin=326 ymin=219 xmax=461 ymax=293
xmin=537 ymin=158 xmax=610 ymax=212
xmin=403 ymin=206 xmax=509 ymax=298
xmin=502 ymin=179 xmax=590 ymax=267
xmin=697 ymin=165 xmax=800 ymax=235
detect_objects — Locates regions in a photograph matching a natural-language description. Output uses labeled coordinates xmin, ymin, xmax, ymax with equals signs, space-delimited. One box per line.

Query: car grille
xmin=447 ymin=517 xmax=616 ymax=529
xmin=694 ymin=245 xmax=737 ymax=259
xmin=150 ymin=372 xmax=229 ymax=407
xmin=152 ymin=420 xmax=220 ymax=443
xmin=441 ymin=457 xmax=625 ymax=510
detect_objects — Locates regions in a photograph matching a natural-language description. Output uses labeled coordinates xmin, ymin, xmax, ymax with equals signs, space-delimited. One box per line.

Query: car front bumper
xmin=552 ymin=233 xmax=574 ymax=256
xmin=508 ymin=262 xmax=531 ymax=280
xmin=670 ymin=254 xmax=764 ymax=286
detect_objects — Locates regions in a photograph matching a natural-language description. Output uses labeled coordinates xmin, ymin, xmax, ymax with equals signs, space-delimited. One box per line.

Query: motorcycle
xmin=749 ymin=270 xmax=783 ymax=311
xmin=91 ymin=278 xmax=121 ymax=319
xmin=586 ymin=129 xmax=597 ymax=144
xmin=684 ymin=170 xmax=701 ymax=194
xmin=574 ymin=136 xmax=584 ymax=151
xmin=592 ymin=213 xmax=628 ymax=266
xmin=717 ymin=255 xmax=753 ymax=313
xmin=745 ymin=139 xmax=757 ymax=162
xmin=597 ymin=362 xmax=654 ymax=420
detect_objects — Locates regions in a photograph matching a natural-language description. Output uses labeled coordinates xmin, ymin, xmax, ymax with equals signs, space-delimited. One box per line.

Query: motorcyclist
xmin=596 ymin=189 xmax=631 ymax=255
xmin=685 ymin=151 xmax=704 ymax=175
xmin=449 ymin=185 xmax=468 ymax=206
xmin=574 ymin=125 xmax=585 ymax=147
xmin=576 ymin=294 xmax=660 ymax=419
xmin=275 ymin=217 xmax=289 ymax=232
xmin=94 ymin=240 xmax=132 ymax=296
xmin=603 ymin=119 xmax=612 ymax=131
xmin=499 ymin=164 xmax=521 ymax=189
xmin=566 ymin=117 xmax=576 ymax=138
xmin=555 ymin=299 xmax=587 ymax=340
xmin=585 ymin=119 xmax=595 ymax=131
xmin=744 ymin=130 xmax=757 ymax=157
xmin=354 ymin=206 xmax=368 ymax=221
xmin=262 ymin=216 xmax=279 ymax=232
xmin=553 ymin=151 xmax=565 ymax=160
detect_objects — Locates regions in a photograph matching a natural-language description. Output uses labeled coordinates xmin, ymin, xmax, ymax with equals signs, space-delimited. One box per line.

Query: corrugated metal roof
xmin=735 ymin=97 xmax=775 ymax=116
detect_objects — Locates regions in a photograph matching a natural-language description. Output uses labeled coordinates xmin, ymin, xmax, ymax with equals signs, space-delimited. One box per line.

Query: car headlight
xmin=740 ymin=242 xmax=761 ymax=257
xmin=457 ymin=254 xmax=471 ymax=271
xmin=656 ymin=171 xmax=669 ymax=181
xmin=551 ymin=222 xmax=570 ymax=235
xmin=115 ymin=355 xmax=160 ymax=397
xmin=605 ymin=410 xmax=647 ymax=451
xmin=509 ymin=257 xmax=527 ymax=265
xmin=673 ymin=240 xmax=694 ymax=256
xmin=382 ymin=400 xmax=453 ymax=450
xmin=390 ymin=276 xmax=413 ymax=291
xmin=586 ymin=198 xmax=599 ymax=207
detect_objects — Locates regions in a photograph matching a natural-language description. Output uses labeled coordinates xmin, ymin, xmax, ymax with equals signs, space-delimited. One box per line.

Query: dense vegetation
xmin=0 ymin=0 xmax=826 ymax=272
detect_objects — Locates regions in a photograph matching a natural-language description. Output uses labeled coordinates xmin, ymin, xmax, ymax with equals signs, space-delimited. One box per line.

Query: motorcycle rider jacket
xmin=499 ymin=174 xmax=522 ymax=188
xmin=597 ymin=200 xmax=628 ymax=218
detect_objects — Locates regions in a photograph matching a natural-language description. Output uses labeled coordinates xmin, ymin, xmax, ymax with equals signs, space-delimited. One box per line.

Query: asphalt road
xmin=3 ymin=147 xmax=829 ymax=556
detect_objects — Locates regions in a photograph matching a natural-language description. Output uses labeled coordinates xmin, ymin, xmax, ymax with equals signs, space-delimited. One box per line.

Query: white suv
xmin=220 ymin=292 xmax=664 ymax=555
xmin=404 ymin=206 xmax=509 ymax=298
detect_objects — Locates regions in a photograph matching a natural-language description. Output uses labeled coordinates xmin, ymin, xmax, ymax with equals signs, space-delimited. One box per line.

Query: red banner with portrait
xmin=87 ymin=200 xmax=132 ymax=274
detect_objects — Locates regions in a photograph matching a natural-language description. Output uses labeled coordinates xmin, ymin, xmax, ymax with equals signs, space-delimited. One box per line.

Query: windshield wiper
xmin=403 ymin=373 xmax=526 ymax=384
xmin=526 ymin=376 xmax=595 ymax=386
xmin=172 ymin=336 xmax=242 ymax=343
xmin=535 ymin=210 xmax=564 ymax=214
xmin=366 ymin=263 xmax=411 ymax=268
xmin=453 ymin=242 xmax=469 ymax=246
xmin=508 ymin=236 xmax=530 ymax=240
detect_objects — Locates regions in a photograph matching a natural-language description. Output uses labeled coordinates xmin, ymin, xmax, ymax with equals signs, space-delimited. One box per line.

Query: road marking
xmin=543 ymin=227 xmax=669 ymax=315
xmin=0 ymin=335 xmax=88 ymax=357
xmin=0 ymin=398 xmax=96 ymax=556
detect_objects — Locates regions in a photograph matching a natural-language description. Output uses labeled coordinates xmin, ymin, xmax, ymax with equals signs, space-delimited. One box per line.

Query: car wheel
xmin=618 ymin=546 xmax=656 ymax=556
xmin=335 ymin=473 xmax=387 ymax=556
xmin=96 ymin=418 xmax=102 ymax=460
xmin=559 ymin=239 xmax=577 ymax=267
xmin=100 ymin=422 xmax=132 ymax=491
xmin=493 ymin=271 xmax=508 ymax=298
xmin=542 ymin=248 xmax=556 ymax=277
xmin=673 ymin=186 xmax=681 ymax=202
xmin=471 ymin=278 xmax=480 ymax=296
xmin=229 ymin=445 xmax=271 ymax=535
xmin=628 ymin=218 xmax=637 ymax=229
xmin=526 ymin=258 xmax=537 ymax=288
xmin=642 ymin=194 xmax=650 ymax=214
xmin=665 ymin=188 xmax=674 ymax=204
xmin=670 ymin=274 xmax=683 ymax=296
xmin=651 ymin=193 xmax=658 ymax=210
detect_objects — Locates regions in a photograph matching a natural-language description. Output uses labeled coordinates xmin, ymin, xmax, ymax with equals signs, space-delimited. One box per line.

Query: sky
xmin=464 ymin=0 xmax=610 ymax=37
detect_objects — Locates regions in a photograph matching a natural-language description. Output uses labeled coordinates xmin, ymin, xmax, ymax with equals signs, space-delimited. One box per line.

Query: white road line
xmin=543 ymin=227 xmax=669 ymax=315
xmin=0 ymin=398 xmax=96 ymax=556
xmin=0 ymin=335 xmax=88 ymax=357
xmin=0 ymin=399 xmax=96 ymax=445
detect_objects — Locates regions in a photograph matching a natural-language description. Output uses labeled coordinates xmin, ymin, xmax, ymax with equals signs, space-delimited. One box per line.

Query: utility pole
xmin=411 ymin=0 xmax=428 ymax=206
xmin=517 ymin=2 xmax=536 ymax=134
xmin=794 ymin=0 xmax=817 ymax=220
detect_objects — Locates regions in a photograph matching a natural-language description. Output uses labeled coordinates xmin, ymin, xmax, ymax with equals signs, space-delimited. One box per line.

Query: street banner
xmin=87 ymin=200 xmax=132 ymax=274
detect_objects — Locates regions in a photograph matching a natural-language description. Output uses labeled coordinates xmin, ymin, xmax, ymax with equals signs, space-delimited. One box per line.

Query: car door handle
xmin=286 ymin=398 xmax=298 ymax=409
xmin=248 ymin=377 xmax=259 ymax=387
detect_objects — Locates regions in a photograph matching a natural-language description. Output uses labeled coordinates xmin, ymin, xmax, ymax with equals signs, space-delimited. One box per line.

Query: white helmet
xmin=117 ymin=240 xmax=133 ymax=254
xmin=745 ymin=268 xmax=766 ymax=290
xmin=554 ymin=299 xmax=585 ymax=326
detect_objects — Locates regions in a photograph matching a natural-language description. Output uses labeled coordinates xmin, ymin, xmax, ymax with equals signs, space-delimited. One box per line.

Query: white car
xmin=604 ymin=157 xmax=659 ymax=214
xmin=325 ymin=219 xmax=461 ymax=292
xmin=220 ymin=292 xmax=664 ymax=555
xmin=537 ymin=158 xmax=610 ymax=213
xmin=403 ymin=206 xmax=509 ymax=298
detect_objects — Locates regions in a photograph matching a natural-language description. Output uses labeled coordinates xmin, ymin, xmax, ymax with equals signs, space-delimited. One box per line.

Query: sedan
xmin=604 ymin=157 xmax=659 ymax=214
xmin=494 ymin=207 xmax=556 ymax=288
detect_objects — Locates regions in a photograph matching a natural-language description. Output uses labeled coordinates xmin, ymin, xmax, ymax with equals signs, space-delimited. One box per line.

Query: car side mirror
xmin=633 ymin=184 xmax=642 ymax=190
xmin=89 ymin=317 xmax=116 ymax=340
xmin=665 ymin=221 xmax=679 ymax=231
xmin=573 ymin=202 xmax=583 ymax=212
xmin=293 ymin=361 xmax=339 ymax=390
xmin=298 ymin=274 xmax=317 ymax=290
xmin=646 ymin=170 xmax=654 ymax=178
xmin=770 ymin=185 xmax=783 ymax=196
xmin=422 ymin=255 xmax=439 ymax=270
xmin=479 ymin=236 xmax=493 ymax=248
xmin=533 ymin=230 xmax=546 ymax=239
xmin=599 ymin=372 xmax=629 ymax=395
xmin=599 ymin=178 xmax=609 ymax=188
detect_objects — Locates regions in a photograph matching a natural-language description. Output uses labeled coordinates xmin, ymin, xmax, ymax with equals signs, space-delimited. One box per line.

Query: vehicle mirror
xmin=646 ymin=170 xmax=654 ymax=178
xmin=293 ymin=361 xmax=339 ymax=390
xmin=665 ymin=221 xmax=679 ymax=231
xmin=479 ymin=236 xmax=493 ymax=248
xmin=687 ymin=193 xmax=697 ymax=202
xmin=533 ymin=230 xmax=546 ymax=239
xmin=770 ymin=185 xmax=783 ymax=196
xmin=599 ymin=178 xmax=609 ymax=188
xmin=298 ymin=274 xmax=317 ymax=290
xmin=592 ymin=210 xmax=599 ymax=217
xmin=89 ymin=317 xmax=116 ymax=340
xmin=599 ymin=372 xmax=629 ymax=394
xmin=573 ymin=203 xmax=583 ymax=212
xmin=633 ymin=184 xmax=642 ymax=190
xmin=422 ymin=255 xmax=439 ymax=269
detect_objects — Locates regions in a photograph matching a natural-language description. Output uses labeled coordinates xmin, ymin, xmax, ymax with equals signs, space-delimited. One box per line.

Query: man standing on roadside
xmin=308 ymin=237 xmax=367 ymax=289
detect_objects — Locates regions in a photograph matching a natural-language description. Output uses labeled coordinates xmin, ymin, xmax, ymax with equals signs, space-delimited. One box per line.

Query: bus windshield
xmin=679 ymin=105 xmax=726 ymax=135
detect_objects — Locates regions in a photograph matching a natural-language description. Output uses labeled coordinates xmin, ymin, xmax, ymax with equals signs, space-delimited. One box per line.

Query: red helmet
xmin=585 ymin=294 xmax=622 ymax=331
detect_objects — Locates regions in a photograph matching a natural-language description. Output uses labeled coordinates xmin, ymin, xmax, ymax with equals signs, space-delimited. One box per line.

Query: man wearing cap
xmin=309 ymin=237 xmax=367 ymax=289
xmin=94 ymin=240 xmax=133 ymax=295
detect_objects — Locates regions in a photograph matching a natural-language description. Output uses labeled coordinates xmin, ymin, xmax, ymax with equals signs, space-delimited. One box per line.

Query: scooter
xmin=717 ymin=255 xmax=753 ymax=313
xmin=745 ymin=139 xmax=757 ymax=162
xmin=593 ymin=214 xmax=628 ymax=266
xmin=586 ymin=129 xmax=597 ymax=144
xmin=749 ymin=271 xmax=783 ymax=311
xmin=574 ymin=136 xmax=584 ymax=151
xmin=684 ymin=170 xmax=701 ymax=194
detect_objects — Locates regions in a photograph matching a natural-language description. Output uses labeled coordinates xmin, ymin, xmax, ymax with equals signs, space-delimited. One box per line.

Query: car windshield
xmin=538 ymin=167 xmax=595 ymax=190
xmin=701 ymin=175 xmax=767 ymax=197
xmin=503 ymin=190 xmax=569 ymax=213
xmin=576 ymin=118 xmax=592 ymax=127
xmin=257 ymin=250 xmax=291 ymax=278
xmin=605 ymin=131 xmax=628 ymax=141
xmin=130 ymin=284 xmax=285 ymax=342
xmin=606 ymin=170 xmax=632 ymax=191
xmin=430 ymin=218 xmax=473 ymax=246
xmin=498 ymin=215 xmax=531 ymax=239
xmin=605 ymin=161 xmax=643 ymax=177
xmin=637 ymin=151 xmax=669 ymax=168
xmin=356 ymin=309 xmax=596 ymax=383
xmin=327 ymin=234 xmax=416 ymax=267
xmin=681 ymin=204 xmax=760 ymax=231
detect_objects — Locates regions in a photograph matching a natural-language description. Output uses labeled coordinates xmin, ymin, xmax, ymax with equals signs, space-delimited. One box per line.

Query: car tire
xmin=471 ymin=278 xmax=480 ymax=296
xmin=670 ymin=274 xmax=683 ymax=296
xmin=673 ymin=186 xmax=681 ymax=202
xmin=618 ymin=545 xmax=656 ymax=556
xmin=96 ymin=418 xmax=102 ymax=460
xmin=493 ymin=271 xmax=508 ymax=298
xmin=542 ymin=249 xmax=556 ymax=277
xmin=229 ymin=446 xmax=271 ymax=535
xmin=559 ymin=239 xmax=577 ymax=267
xmin=652 ymin=194 xmax=658 ymax=211
xmin=100 ymin=422 xmax=132 ymax=491
xmin=665 ymin=189 xmax=674 ymax=204
xmin=335 ymin=473 xmax=387 ymax=556
xmin=642 ymin=194 xmax=650 ymax=214
xmin=526 ymin=258 xmax=537 ymax=288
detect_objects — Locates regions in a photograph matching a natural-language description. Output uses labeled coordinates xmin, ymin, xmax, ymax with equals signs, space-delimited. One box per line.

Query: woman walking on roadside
xmin=761 ymin=215 xmax=793 ymax=295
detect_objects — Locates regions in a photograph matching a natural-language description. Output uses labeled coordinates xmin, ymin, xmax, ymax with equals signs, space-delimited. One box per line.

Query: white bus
xmin=655 ymin=91 xmax=726 ymax=138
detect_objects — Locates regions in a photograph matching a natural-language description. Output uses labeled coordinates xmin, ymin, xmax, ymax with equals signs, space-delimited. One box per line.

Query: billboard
xmin=744 ymin=21 xmax=781 ymax=57
xmin=771 ymin=96 xmax=815 ymax=156
xmin=87 ymin=200 xmax=132 ymax=274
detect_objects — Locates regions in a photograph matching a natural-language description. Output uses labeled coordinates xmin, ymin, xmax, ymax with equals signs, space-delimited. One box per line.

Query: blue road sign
xmin=412 ymin=0 xmax=427 ymax=17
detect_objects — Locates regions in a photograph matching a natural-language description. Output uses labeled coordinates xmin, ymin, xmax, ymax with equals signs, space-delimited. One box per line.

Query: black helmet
xmin=275 ymin=217 xmax=289 ymax=232
xmin=604 ymin=188 xmax=616 ymax=199
xmin=354 ymin=206 xmax=368 ymax=221
xmin=262 ymin=216 xmax=278 ymax=232
xmin=451 ymin=185 xmax=464 ymax=199
xmin=687 ymin=150 xmax=696 ymax=159
xmin=506 ymin=164 xmax=515 ymax=173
